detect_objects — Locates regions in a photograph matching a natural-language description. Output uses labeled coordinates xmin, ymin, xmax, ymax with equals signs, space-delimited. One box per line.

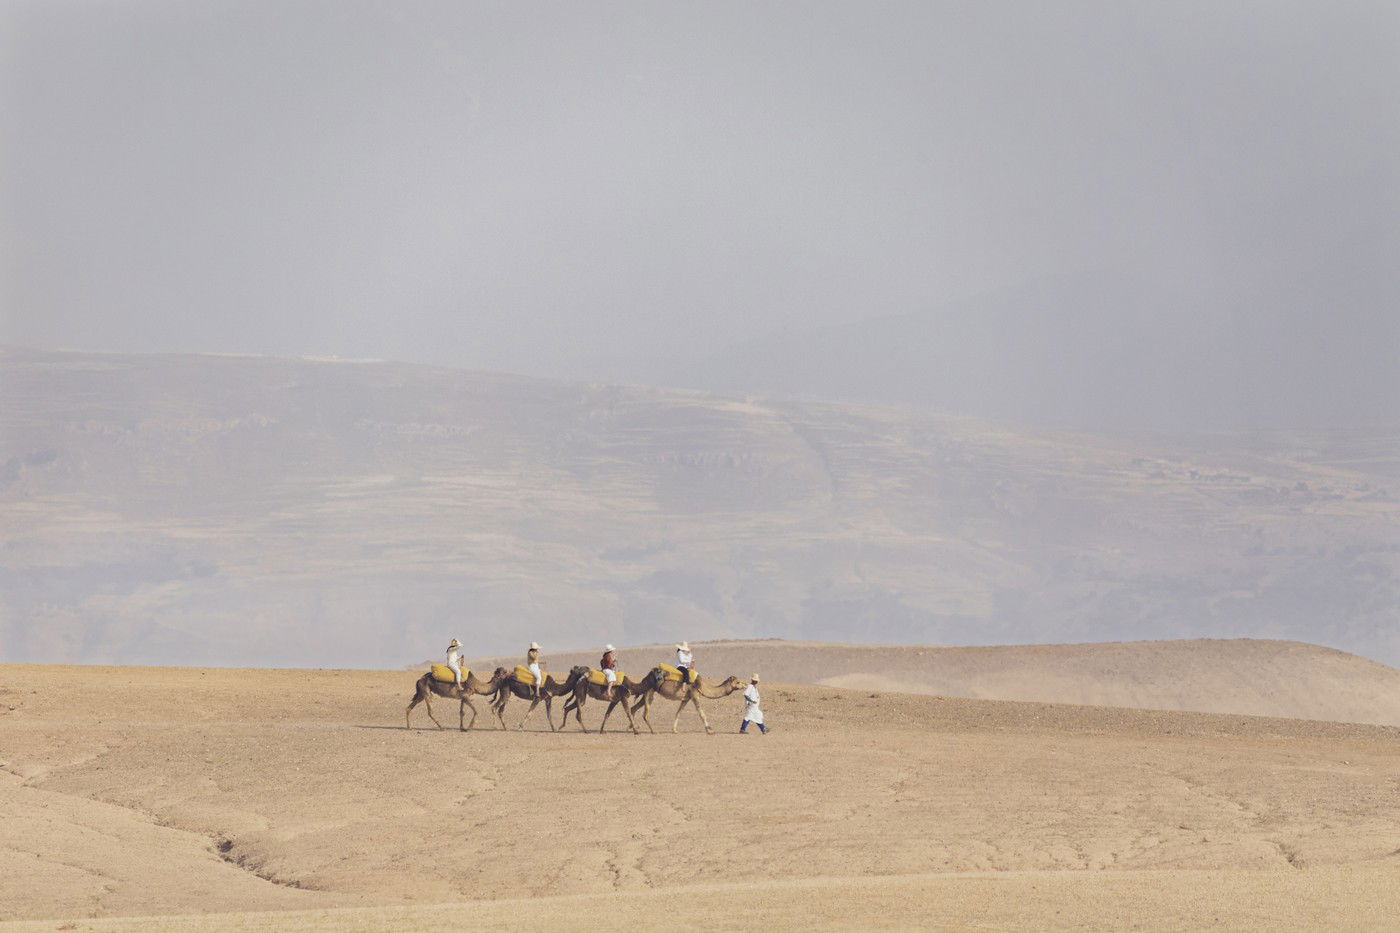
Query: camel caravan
xmin=406 ymin=640 xmax=750 ymax=735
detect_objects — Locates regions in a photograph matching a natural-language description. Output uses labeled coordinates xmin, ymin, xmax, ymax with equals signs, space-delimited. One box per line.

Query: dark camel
xmin=492 ymin=665 xmax=589 ymax=731
xmin=630 ymin=668 xmax=745 ymax=734
xmin=559 ymin=673 xmax=646 ymax=734
xmin=405 ymin=667 xmax=511 ymax=731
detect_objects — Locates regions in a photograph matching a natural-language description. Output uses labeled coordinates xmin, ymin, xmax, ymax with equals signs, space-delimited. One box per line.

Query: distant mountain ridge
xmin=2 ymin=346 xmax=1397 ymax=667
xmin=653 ymin=275 xmax=1400 ymax=432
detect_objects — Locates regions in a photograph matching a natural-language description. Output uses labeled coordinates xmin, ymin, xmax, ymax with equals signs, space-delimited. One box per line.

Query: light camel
xmin=559 ymin=673 xmax=646 ymax=734
xmin=630 ymin=668 xmax=745 ymax=734
xmin=405 ymin=667 xmax=511 ymax=731
xmin=491 ymin=665 xmax=589 ymax=731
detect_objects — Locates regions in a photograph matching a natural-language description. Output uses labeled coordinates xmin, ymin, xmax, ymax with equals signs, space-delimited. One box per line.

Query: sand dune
xmin=3 ymin=657 xmax=1399 ymax=929
xmin=478 ymin=637 xmax=1400 ymax=727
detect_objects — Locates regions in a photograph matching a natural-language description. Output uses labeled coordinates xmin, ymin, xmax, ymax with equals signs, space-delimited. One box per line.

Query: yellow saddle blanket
xmin=587 ymin=669 xmax=627 ymax=686
xmin=513 ymin=665 xmax=541 ymax=685
xmin=430 ymin=664 xmax=469 ymax=685
xmin=657 ymin=663 xmax=698 ymax=684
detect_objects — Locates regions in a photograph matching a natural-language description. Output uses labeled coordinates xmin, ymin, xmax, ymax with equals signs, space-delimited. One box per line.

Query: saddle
xmin=657 ymin=663 xmax=698 ymax=684
xmin=430 ymin=664 xmax=469 ymax=685
xmin=513 ymin=665 xmax=541 ymax=686
xmin=587 ymin=668 xmax=626 ymax=686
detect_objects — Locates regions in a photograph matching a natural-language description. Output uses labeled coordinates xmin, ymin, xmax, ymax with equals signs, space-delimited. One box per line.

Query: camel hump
xmin=430 ymin=664 xmax=469 ymax=684
xmin=587 ymin=668 xmax=625 ymax=685
xmin=657 ymin=663 xmax=698 ymax=683
xmin=513 ymin=665 xmax=539 ymax=685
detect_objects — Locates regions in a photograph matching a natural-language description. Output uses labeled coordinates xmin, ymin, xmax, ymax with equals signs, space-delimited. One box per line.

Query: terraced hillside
xmin=2 ymin=346 xmax=1397 ymax=666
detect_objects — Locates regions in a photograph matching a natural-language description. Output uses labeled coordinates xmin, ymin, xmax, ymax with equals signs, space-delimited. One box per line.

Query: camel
xmin=405 ymin=667 xmax=511 ymax=731
xmin=558 ymin=673 xmax=647 ymax=734
xmin=630 ymin=668 xmax=745 ymax=734
xmin=492 ymin=665 xmax=589 ymax=731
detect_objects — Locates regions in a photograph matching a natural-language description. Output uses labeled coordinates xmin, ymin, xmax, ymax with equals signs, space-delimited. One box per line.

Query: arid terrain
xmin=4 ymin=347 xmax=1399 ymax=669
xmin=3 ymin=641 xmax=1399 ymax=931
xmin=482 ymin=637 xmax=1400 ymax=727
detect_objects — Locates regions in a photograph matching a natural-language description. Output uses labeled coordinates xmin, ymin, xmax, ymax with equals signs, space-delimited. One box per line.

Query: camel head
xmin=563 ymin=664 xmax=590 ymax=687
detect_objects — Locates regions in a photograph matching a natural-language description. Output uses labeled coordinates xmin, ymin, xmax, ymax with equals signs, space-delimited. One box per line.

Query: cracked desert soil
xmin=2 ymin=663 xmax=1398 ymax=930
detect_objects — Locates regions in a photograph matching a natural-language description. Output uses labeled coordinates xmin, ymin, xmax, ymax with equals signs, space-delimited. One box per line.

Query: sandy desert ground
xmin=481 ymin=638 xmax=1400 ymax=727
xmin=3 ymin=644 xmax=1399 ymax=931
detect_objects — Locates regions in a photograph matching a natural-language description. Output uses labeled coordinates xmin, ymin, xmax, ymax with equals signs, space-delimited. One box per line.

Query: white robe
xmin=446 ymin=649 xmax=465 ymax=685
xmin=742 ymin=684 xmax=763 ymax=725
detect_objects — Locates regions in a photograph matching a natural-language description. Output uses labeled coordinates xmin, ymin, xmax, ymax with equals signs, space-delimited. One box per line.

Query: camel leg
xmin=492 ymin=694 xmax=509 ymax=730
xmin=460 ymin=696 xmax=479 ymax=732
xmin=605 ymin=696 xmax=636 ymax=734
xmin=405 ymin=687 xmax=422 ymax=729
xmin=694 ymin=698 xmax=714 ymax=735
xmin=559 ymin=690 xmax=584 ymax=732
xmin=423 ymin=692 xmax=444 ymax=730
xmin=519 ymin=696 xmax=539 ymax=730
xmin=639 ymin=694 xmax=655 ymax=734
xmin=543 ymin=696 xmax=556 ymax=732
xmin=672 ymin=698 xmax=684 ymax=734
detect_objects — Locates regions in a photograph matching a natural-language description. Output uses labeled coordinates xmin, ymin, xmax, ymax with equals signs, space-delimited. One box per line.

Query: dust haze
xmin=4 ymin=1 xmax=1398 ymax=428
xmin=4 ymin=6 xmax=1400 ymax=929
xmin=2 ymin=3 xmax=1398 ymax=664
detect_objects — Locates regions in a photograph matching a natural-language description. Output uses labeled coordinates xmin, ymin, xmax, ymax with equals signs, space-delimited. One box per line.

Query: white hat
xmin=751 ymin=673 xmax=760 ymax=682
xmin=529 ymin=642 xmax=541 ymax=651
xmin=605 ymin=644 xmax=615 ymax=652
xmin=676 ymin=641 xmax=689 ymax=651
xmin=447 ymin=638 xmax=461 ymax=649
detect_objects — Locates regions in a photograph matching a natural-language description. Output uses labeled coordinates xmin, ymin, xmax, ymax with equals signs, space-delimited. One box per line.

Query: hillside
xmin=478 ymin=638 xmax=1400 ymax=727
xmin=2 ymin=346 xmax=1398 ymax=667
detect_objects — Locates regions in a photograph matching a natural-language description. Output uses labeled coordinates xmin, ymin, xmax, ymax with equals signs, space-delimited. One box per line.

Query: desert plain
xmin=3 ymin=640 xmax=1399 ymax=931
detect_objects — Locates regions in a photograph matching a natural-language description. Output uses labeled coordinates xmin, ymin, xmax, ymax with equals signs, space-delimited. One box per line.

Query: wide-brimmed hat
xmin=751 ymin=674 xmax=760 ymax=683
xmin=447 ymin=638 xmax=461 ymax=649
xmin=604 ymin=644 xmax=615 ymax=652
xmin=529 ymin=641 xmax=541 ymax=651
xmin=675 ymin=641 xmax=690 ymax=651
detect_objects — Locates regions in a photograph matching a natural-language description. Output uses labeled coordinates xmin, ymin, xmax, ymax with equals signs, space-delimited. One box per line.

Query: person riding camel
xmin=600 ymin=644 xmax=618 ymax=700
xmin=445 ymin=638 xmax=466 ymax=691
xmin=526 ymin=642 xmax=544 ymax=699
xmin=674 ymin=641 xmax=693 ymax=686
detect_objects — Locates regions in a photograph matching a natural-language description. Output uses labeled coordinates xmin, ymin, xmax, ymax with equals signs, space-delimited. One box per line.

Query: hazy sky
xmin=3 ymin=1 xmax=1397 ymax=396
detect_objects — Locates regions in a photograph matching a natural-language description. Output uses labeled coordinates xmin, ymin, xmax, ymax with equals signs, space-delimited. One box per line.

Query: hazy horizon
xmin=2 ymin=4 xmax=1398 ymax=669
xmin=4 ymin=1 xmax=1398 ymax=430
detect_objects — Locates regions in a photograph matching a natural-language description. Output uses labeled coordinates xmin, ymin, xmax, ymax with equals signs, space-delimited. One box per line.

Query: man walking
xmin=740 ymin=674 xmax=767 ymax=734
